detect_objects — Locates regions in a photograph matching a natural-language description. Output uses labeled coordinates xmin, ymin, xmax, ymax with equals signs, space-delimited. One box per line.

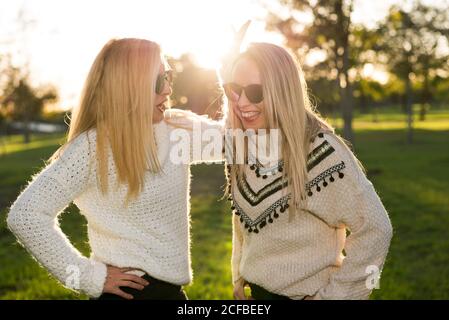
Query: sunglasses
xmin=223 ymin=83 xmax=264 ymax=104
xmin=155 ymin=70 xmax=173 ymax=95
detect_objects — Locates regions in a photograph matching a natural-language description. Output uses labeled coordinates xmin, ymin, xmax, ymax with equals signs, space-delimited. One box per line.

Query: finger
xmin=118 ymin=280 xmax=145 ymax=291
xmin=237 ymin=20 xmax=251 ymax=35
xmin=231 ymin=20 xmax=251 ymax=56
xmin=234 ymin=20 xmax=251 ymax=48
xmin=106 ymin=265 xmax=118 ymax=272
xmin=119 ymin=267 xmax=137 ymax=272
xmin=234 ymin=287 xmax=246 ymax=300
xmin=224 ymin=20 xmax=251 ymax=61
xmin=234 ymin=292 xmax=246 ymax=300
xmin=112 ymin=288 xmax=134 ymax=300
xmin=121 ymin=274 xmax=150 ymax=286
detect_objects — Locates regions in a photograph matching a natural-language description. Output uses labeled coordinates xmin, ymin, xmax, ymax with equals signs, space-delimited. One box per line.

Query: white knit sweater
xmin=6 ymin=111 xmax=223 ymax=298
xmin=230 ymin=132 xmax=393 ymax=300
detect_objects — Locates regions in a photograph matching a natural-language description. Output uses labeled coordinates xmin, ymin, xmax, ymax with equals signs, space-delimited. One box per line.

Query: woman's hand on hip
xmin=102 ymin=265 xmax=150 ymax=299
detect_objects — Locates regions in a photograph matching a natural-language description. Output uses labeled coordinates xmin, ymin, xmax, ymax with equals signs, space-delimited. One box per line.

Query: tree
xmin=168 ymin=54 xmax=222 ymax=119
xmin=267 ymin=0 xmax=356 ymax=143
xmin=1 ymin=63 xmax=58 ymax=143
xmin=349 ymin=25 xmax=388 ymax=118
xmin=0 ymin=6 xmax=57 ymax=144
xmin=377 ymin=2 xmax=449 ymax=143
xmin=412 ymin=3 xmax=449 ymax=120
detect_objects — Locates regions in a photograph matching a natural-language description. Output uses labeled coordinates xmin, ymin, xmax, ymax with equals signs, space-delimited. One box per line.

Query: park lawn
xmin=0 ymin=110 xmax=448 ymax=299
xmin=329 ymin=106 xmax=449 ymax=132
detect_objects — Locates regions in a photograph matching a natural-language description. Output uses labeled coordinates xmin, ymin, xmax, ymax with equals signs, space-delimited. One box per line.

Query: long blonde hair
xmin=54 ymin=38 xmax=163 ymax=201
xmin=224 ymin=42 xmax=335 ymax=212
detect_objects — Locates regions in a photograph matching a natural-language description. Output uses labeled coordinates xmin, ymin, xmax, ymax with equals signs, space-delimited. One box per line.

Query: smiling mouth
xmin=240 ymin=110 xmax=261 ymax=122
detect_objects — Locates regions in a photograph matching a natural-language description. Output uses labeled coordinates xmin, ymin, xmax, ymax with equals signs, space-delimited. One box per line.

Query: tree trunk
xmin=373 ymin=105 xmax=379 ymax=123
xmin=341 ymin=80 xmax=354 ymax=144
xmin=336 ymin=0 xmax=354 ymax=145
xmin=405 ymin=76 xmax=413 ymax=144
xmin=340 ymin=49 xmax=354 ymax=144
xmin=420 ymin=67 xmax=430 ymax=121
xmin=23 ymin=118 xmax=30 ymax=144
xmin=419 ymin=104 xmax=428 ymax=121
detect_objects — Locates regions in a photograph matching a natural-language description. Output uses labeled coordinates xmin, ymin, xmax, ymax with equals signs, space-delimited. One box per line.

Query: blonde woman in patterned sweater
xmin=222 ymin=43 xmax=393 ymax=300
xmin=6 ymin=38 xmax=222 ymax=300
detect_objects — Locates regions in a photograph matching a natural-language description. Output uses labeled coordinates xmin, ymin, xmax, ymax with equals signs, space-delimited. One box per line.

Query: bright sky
xmin=0 ymin=0 xmax=446 ymax=110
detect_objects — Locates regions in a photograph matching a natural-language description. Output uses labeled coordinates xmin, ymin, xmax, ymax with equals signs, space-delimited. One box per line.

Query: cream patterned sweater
xmin=229 ymin=132 xmax=393 ymax=300
xmin=6 ymin=111 xmax=222 ymax=298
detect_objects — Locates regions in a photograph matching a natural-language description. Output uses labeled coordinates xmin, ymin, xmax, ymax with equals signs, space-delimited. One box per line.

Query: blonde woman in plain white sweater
xmin=6 ymin=38 xmax=222 ymax=300
xmin=222 ymin=43 xmax=393 ymax=300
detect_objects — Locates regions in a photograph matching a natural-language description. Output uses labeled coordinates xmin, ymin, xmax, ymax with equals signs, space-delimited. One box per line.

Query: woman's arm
xmin=165 ymin=108 xmax=225 ymax=164
xmin=312 ymin=134 xmax=393 ymax=300
xmin=231 ymin=213 xmax=244 ymax=285
xmin=232 ymin=213 xmax=249 ymax=299
xmin=315 ymin=181 xmax=393 ymax=300
xmin=6 ymin=132 xmax=107 ymax=298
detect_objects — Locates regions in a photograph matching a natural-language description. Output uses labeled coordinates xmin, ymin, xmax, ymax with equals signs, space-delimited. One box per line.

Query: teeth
xmin=241 ymin=111 xmax=260 ymax=118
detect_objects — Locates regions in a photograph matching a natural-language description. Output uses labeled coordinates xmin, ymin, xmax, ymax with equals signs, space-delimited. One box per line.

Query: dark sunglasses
xmin=155 ymin=70 xmax=173 ymax=95
xmin=223 ymin=83 xmax=264 ymax=104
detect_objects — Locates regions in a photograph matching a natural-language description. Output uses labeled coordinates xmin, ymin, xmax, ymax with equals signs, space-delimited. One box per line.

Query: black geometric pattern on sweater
xmin=232 ymin=194 xmax=291 ymax=234
xmin=248 ymin=132 xmax=331 ymax=179
xmin=307 ymin=140 xmax=335 ymax=172
xmin=228 ymin=131 xmax=346 ymax=235
xmin=305 ymin=161 xmax=346 ymax=196
xmin=236 ymin=138 xmax=335 ymax=206
xmin=248 ymin=156 xmax=284 ymax=179
xmin=231 ymin=160 xmax=346 ymax=234
xmin=237 ymin=174 xmax=288 ymax=206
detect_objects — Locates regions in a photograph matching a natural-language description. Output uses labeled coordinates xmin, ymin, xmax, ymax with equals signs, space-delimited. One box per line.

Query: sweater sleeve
xmin=165 ymin=108 xmax=224 ymax=164
xmin=6 ymin=131 xmax=108 ymax=298
xmin=231 ymin=213 xmax=244 ymax=285
xmin=313 ymin=135 xmax=393 ymax=300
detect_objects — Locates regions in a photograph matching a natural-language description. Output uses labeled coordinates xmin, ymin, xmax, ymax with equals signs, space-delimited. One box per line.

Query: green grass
xmin=353 ymin=129 xmax=449 ymax=299
xmin=329 ymin=107 xmax=449 ymax=132
xmin=1 ymin=109 xmax=448 ymax=299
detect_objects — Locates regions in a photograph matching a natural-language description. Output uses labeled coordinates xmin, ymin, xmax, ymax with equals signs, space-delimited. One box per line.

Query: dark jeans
xmin=94 ymin=273 xmax=188 ymax=300
xmin=247 ymin=282 xmax=292 ymax=300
